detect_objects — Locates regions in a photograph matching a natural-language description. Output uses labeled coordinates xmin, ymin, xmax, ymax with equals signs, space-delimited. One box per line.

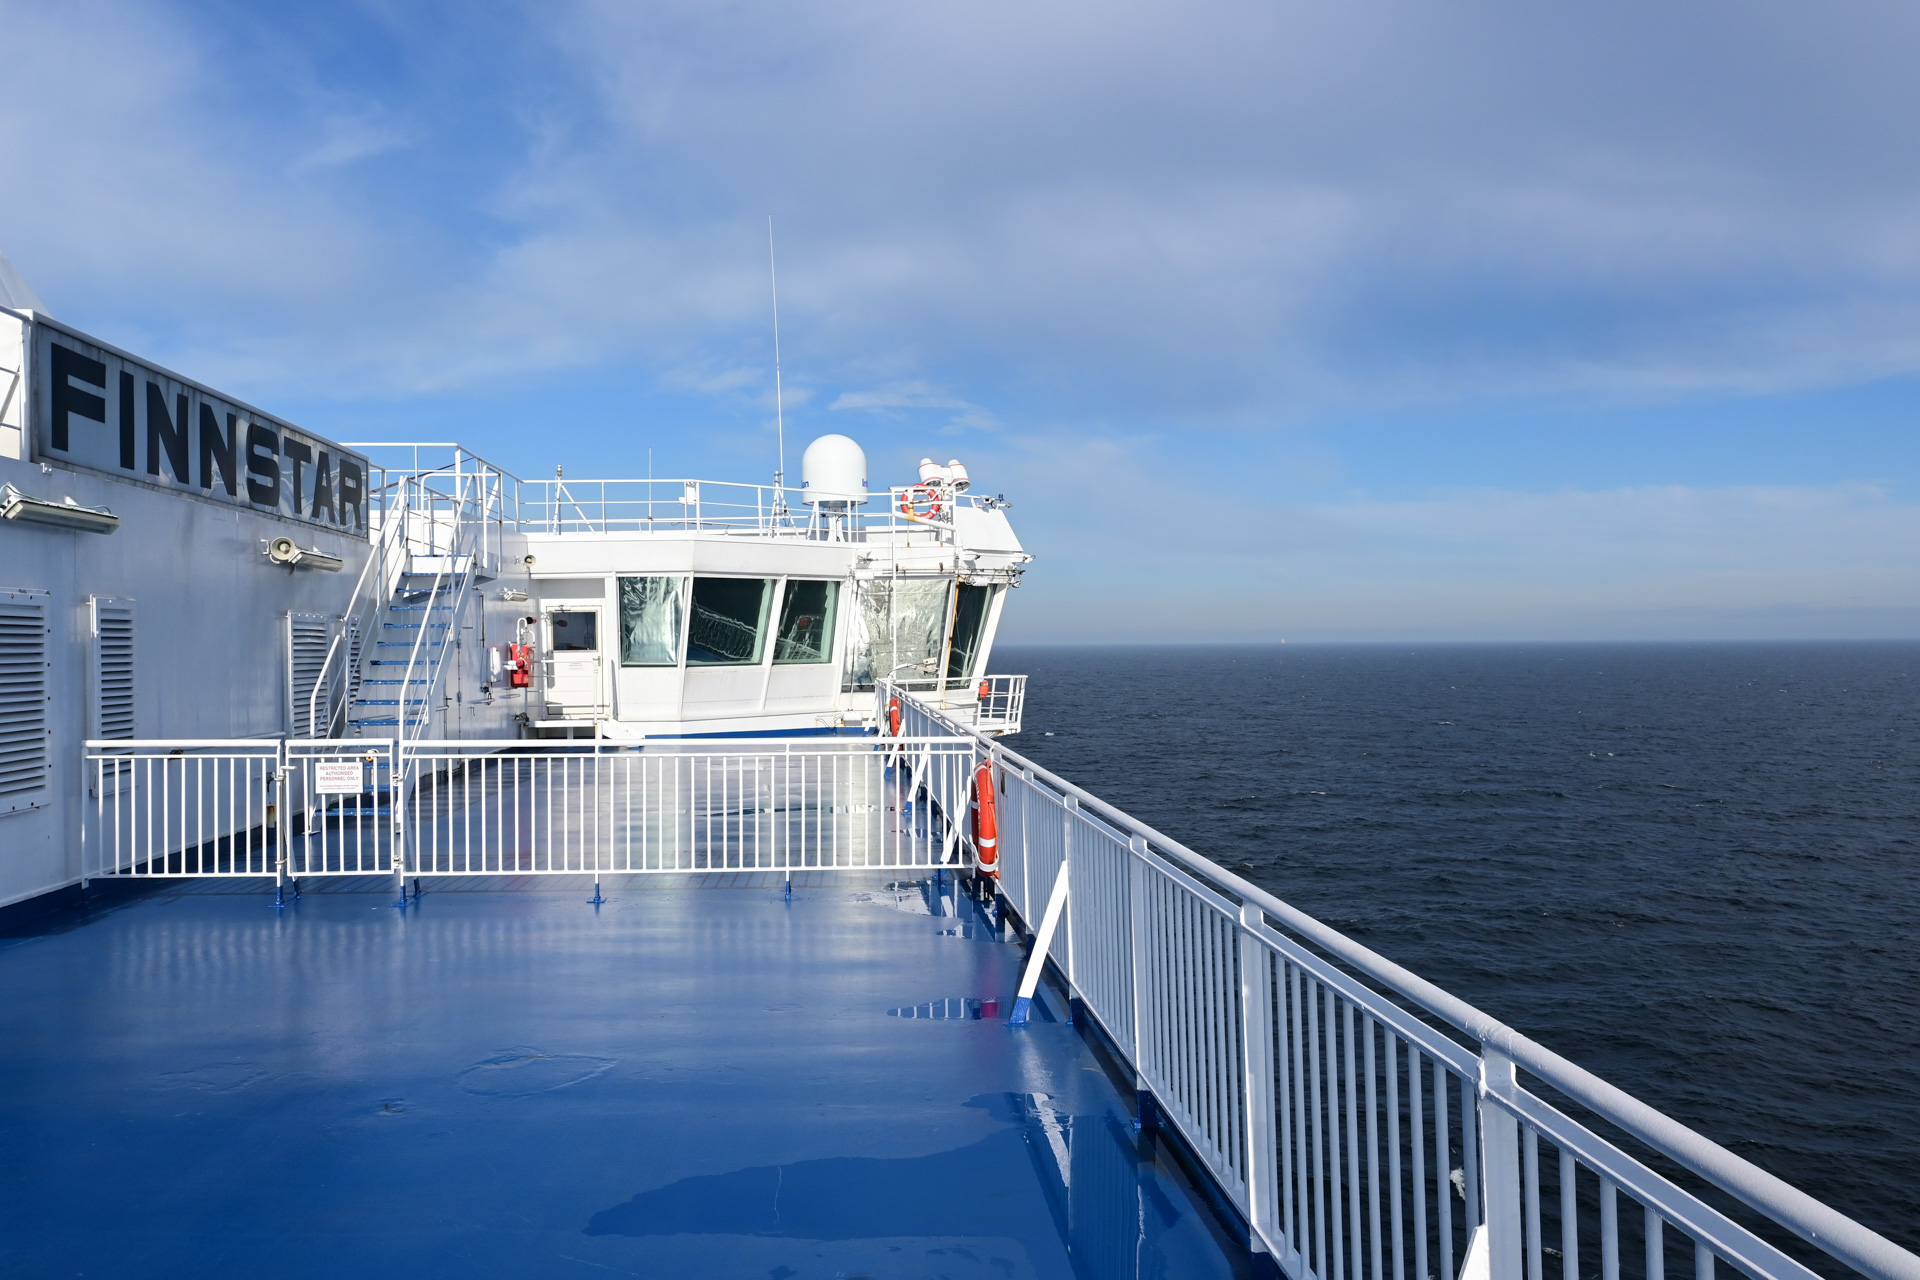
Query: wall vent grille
xmin=0 ymin=592 xmax=50 ymax=812
xmin=288 ymin=613 xmax=333 ymax=738
xmin=93 ymin=601 xmax=134 ymax=740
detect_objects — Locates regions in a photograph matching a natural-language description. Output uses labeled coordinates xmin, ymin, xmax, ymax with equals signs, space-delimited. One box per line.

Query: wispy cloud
xmin=9 ymin=0 xmax=1920 ymax=411
xmin=2 ymin=0 xmax=1915 ymax=640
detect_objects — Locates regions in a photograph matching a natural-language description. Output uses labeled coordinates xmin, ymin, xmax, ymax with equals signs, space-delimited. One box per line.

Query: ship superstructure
xmin=338 ymin=436 xmax=1031 ymax=743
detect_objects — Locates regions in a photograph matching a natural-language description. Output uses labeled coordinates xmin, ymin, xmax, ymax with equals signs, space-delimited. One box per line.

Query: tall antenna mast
xmin=768 ymin=217 xmax=787 ymax=515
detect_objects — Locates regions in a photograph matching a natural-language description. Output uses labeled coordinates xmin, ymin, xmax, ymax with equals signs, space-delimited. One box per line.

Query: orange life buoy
xmin=888 ymin=696 xmax=901 ymax=738
xmin=970 ymin=761 xmax=999 ymax=876
xmin=977 ymin=679 xmax=991 ymax=700
xmin=898 ymin=483 xmax=943 ymax=522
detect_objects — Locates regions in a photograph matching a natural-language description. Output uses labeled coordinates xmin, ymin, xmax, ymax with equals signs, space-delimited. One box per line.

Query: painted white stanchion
xmin=1008 ymin=860 xmax=1069 ymax=1025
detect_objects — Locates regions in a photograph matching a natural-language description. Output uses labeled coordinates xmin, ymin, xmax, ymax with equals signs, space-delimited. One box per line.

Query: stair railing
xmin=308 ymin=481 xmax=415 ymax=737
xmin=393 ymin=470 xmax=481 ymax=742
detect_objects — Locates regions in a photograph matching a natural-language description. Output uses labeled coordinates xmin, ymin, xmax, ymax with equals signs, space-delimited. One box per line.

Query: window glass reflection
xmin=687 ymin=577 xmax=771 ymax=665
xmin=774 ymin=580 xmax=838 ymax=664
xmin=619 ymin=576 xmax=684 ymax=666
xmin=843 ymin=577 xmax=950 ymax=690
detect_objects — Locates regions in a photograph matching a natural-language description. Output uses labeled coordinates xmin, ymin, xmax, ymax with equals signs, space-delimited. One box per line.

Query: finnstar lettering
xmin=34 ymin=322 xmax=368 ymax=535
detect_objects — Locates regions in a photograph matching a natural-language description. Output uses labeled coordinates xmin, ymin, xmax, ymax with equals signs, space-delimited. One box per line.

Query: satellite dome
xmin=800 ymin=435 xmax=868 ymax=505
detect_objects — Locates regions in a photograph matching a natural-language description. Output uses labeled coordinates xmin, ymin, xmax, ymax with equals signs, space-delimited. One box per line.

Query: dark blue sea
xmin=997 ymin=641 xmax=1920 ymax=1256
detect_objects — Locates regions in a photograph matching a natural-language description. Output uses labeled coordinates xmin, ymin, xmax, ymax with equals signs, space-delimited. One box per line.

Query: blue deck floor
xmin=0 ymin=875 xmax=1250 ymax=1279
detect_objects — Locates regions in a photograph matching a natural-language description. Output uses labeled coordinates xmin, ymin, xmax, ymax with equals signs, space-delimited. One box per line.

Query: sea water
xmin=1000 ymin=641 xmax=1920 ymax=1254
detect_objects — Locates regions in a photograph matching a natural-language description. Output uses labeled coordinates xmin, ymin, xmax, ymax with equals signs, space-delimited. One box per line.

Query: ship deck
xmin=0 ymin=875 xmax=1249 ymax=1279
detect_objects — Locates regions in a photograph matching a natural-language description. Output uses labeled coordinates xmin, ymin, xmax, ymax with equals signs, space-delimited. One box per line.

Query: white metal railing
xmin=81 ymin=703 xmax=1919 ymax=1280
xmin=286 ymin=739 xmax=396 ymax=877
xmin=350 ymin=442 xmax=522 ymax=575
xmin=968 ymin=673 xmax=1026 ymax=734
xmin=82 ymin=734 xmax=982 ymax=889
xmin=81 ymin=741 xmax=284 ymax=878
xmin=341 ymin=442 xmax=1029 ymax=548
xmin=876 ymin=683 xmax=1920 ymax=1280
xmin=397 ymin=738 xmax=975 ymax=875
xmin=514 ymin=476 xmax=995 ymax=545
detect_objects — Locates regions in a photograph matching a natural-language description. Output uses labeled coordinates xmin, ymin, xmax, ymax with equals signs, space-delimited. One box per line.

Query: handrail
xmin=307 ymin=632 xmax=344 ymax=737
xmin=395 ymin=477 xmax=452 ymax=742
xmin=883 ymin=682 xmax=1920 ymax=1280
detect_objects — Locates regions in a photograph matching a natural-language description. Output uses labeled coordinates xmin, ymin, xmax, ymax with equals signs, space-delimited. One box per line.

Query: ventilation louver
xmin=0 ymin=592 xmax=50 ymax=813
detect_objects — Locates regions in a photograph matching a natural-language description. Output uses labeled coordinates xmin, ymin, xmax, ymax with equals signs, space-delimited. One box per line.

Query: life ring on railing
xmin=970 ymin=762 xmax=999 ymax=876
xmin=888 ymin=696 xmax=901 ymax=738
xmin=898 ymin=483 xmax=943 ymax=523
xmin=977 ymin=679 xmax=991 ymax=701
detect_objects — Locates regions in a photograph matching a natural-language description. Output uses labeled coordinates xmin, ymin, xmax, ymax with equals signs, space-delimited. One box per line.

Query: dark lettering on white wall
xmin=312 ymin=451 xmax=336 ymax=522
xmin=146 ymin=383 xmax=189 ymax=484
xmin=245 ymin=422 xmax=280 ymax=507
xmin=338 ymin=459 xmax=363 ymax=529
xmin=280 ymin=437 xmax=311 ymax=515
xmin=200 ymin=406 xmax=236 ymax=496
xmin=30 ymin=324 xmax=369 ymax=537
xmin=49 ymin=344 xmax=105 ymax=451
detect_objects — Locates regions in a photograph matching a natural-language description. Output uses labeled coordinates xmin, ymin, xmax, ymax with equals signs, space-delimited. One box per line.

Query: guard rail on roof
xmin=343 ymin=443 xmax=999 ymax=543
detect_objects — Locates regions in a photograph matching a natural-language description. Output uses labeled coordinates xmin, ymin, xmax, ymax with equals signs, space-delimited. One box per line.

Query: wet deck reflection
xmin=0 ymin=876 xmax=1249 ymax=1278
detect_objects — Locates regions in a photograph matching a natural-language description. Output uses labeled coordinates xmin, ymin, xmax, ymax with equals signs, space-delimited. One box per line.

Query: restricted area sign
xmin=312 ymin=761 xmax=365 ymax=794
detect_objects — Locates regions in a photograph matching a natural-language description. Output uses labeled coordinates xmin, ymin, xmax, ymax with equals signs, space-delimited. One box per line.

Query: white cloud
xmin=829 ymin=382 xmax=969 ymax=413
xmin=8 ymin=0 xmax=1920 ymax=411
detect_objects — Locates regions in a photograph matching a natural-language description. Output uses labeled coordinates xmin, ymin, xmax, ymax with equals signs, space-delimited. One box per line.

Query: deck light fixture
xmin=0 ymin=484 xmax=119 ymax=533
xmin=266 ymin=536 xmax=345 ymax=572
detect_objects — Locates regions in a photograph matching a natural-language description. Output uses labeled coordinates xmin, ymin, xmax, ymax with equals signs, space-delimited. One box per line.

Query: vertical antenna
xmin=768 ymin=216 xmax=787 ymax=515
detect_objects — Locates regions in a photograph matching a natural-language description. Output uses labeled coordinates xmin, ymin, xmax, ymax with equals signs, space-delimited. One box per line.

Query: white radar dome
xmin=800 ymin=435 xmax=868 ymax=505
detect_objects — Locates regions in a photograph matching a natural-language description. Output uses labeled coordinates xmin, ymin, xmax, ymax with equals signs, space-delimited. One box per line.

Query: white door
xmin=543 ymin=607 xmax=604 ymax=718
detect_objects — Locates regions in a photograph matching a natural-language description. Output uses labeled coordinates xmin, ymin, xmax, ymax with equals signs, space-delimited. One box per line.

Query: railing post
xmin=1480 ymin=1045 xmax=1526 ymax=1280
xmin=391 ymin=738 xmax=409 ymax=906
xmin=1127 ymin=832 xmax=1153 ymax=1126
xmin=273 ymin=747 xmax=290 ymax=908
xmin=1061 ymin=795 xmax=1078 ymax=996
xmin=1240 ymin=901 xmax=1280 ymax=1253
xmin=1020 ymin=768 xmax=1033 ymax=918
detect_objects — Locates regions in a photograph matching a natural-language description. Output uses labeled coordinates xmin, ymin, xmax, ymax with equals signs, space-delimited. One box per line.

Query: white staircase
xmin=346 ymin=566 xmax=469 ymax=733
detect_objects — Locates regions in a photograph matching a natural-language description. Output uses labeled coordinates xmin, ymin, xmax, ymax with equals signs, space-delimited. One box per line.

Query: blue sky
xmin=4 ymin=0 xmax=1918 ymax=641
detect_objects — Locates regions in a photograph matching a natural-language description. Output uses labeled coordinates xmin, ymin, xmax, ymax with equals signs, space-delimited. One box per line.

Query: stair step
xmin=353 ymin=699 xmax=427 ymax=707
xmin=382 ymin=622 xmax=450 ymax=629
xmin=375 ymin=641 xmax=446 ymax=648
xmin=361 ymin=678 xmax=429 ymax=685
xmin=349 ymin=719 xmax=424 ymax=727
xmin=368 ymin=659 xmax=441 ymax=666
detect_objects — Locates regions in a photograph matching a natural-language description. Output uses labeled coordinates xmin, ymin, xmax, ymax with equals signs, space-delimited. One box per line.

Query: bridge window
xmin=843 ymin=577 xmax=950 ymax=690
xmin=687 ymin=577 xmax=771 ymax=666
xmin=774 ymin=581 xmax=838 ymax=664
xmin=618 ymin=576 xmax=684 ymax=666
xmin=946 ymin=584 xmax=992 ymax=678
